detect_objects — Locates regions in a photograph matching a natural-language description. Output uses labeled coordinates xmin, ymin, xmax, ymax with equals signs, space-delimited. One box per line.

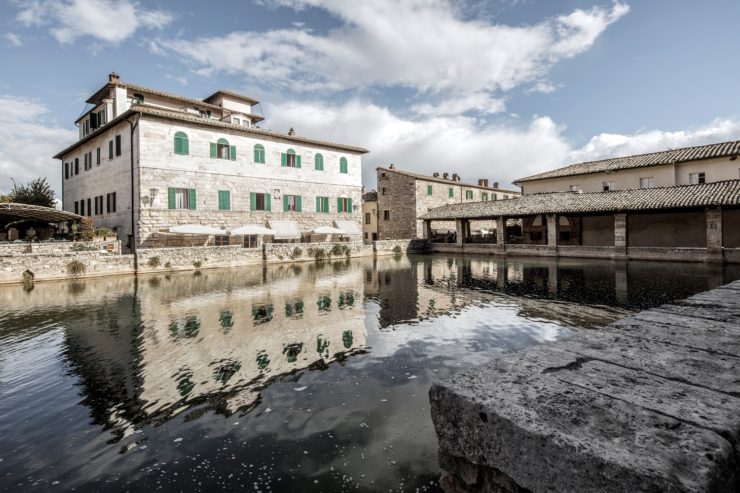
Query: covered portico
xmin=420 ymin=180 xmax=740 ymax=263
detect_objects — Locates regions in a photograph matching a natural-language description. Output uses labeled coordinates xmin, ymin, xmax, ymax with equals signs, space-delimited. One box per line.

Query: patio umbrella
xmin=312 ymin=226 xmax=346 ymax=235
xmin=169 ymin=224 xmax=226 ymax=235
xmin=230 ymin=225 xmax=278 ymax=235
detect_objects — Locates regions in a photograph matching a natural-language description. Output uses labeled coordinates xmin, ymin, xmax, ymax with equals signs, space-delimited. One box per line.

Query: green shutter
xmin=210 ymin=143 xmax=217 ymax=158
xmin=230 ymin=145 xmax=236 ymax=161
xmin=218 ymin=191 xmax=230 ymax=211
xmin=337 ymin=197 xmax=342 ymax=213
xmin=281 ymin=153 xmax=287 ymax=167
xmin=347 ymin=197 xmax=352 ymax=212
xmin=296 ymin=195 xmax=302 ymax=212
xmin=296 ymin=155 xmax=301 ymax=168
xmin=183 ymin=137 xmax=189 ymax=155
xmin=427 ymin=185 xmax=433 ymax=196
xmin=266 ymin=193 xmax=271 ymax=212
xmin=250 ymin=192 xmax=256 ymax=211
xmin=174 ymin=136 xmax=180 ymax=154
xmin=323 ymin=197 xmax=329 ymax=213
xmin=189 ymin=189 xmax=197 ymax=210
xmin=283 ymin=195 xmax=289 ymax=212
xmin=315 ymin=196 xmax=320 ymax=212
xmin=168 ymin=187 xmax=176 ymax=209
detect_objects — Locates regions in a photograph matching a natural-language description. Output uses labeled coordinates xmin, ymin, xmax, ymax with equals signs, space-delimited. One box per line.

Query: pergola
xmin=0 ymin=203 xmax=82 ymax=222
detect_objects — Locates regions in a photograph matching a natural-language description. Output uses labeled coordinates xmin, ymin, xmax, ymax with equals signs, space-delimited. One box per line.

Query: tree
xmin=0 ymin=194 xmax=11 ymax=203
xmin=9 ymin=177 xmax=56 ymax=208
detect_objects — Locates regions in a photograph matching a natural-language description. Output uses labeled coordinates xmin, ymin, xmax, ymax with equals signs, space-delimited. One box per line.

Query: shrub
xmin=292 ymin=247 xmax=303 ymax=258
xmin=392 ymin=245 xmax=403 ymax=256
xmin=21 ymin=270 xmax=34 ymax=291
xmin=67 ymin=259 xmax=86 ymax=278
xmin=313 ymin=248 xmax=327 ymax=261
xmin=71 ymin=243 xmax=97 ymax=252
xmin=79 ymin=217 xmax=95 ymax=242
xmin=147 ymin=256 xmax=161 ymax=268
xmin=164 ymin=261 xmax=172 ymax=269
xmin=192 ymin=260 xmax=202 ymax=269
xmin=94 ymin=228 xmax=113 ymax=238
xmin=331 ymin=244 xmax=350 ymax=257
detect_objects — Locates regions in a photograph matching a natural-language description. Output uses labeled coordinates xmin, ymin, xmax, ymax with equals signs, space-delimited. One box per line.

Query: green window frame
xmin=314 ymin=153 xmax=324 ymax=171
xmin=249 ymin=192 xmax=271 ymax=212
xmin=210 ymin=138 xmax=236 ymax=160
xmin=427 ymin=185 xmax=433 ymax=196
xmin=168 ymin=187 xmax=197 ymax=210
xmin=253 ymin=144 xmax=265 ymax=164
xmin=448 ymin=187 xmax=454 ymax=198
xmin=315 ymin=196 xmax=330 ymax=213
xmin=339 ymin=157 xmax=348 ymax=174
xmin=281 ymin=148 xmax=301 ymax=168
xmin=337 ymin=197 xmax=352 ymax=213
xmin=283 ymin=194 xmax=302 ymax=212
xmin=174 ymin=131 xmax=189 ymax=155
xmin=218 ymin=190 xmax=231 ymax=211
xmin=465 ymin=190 xmax=474 ymax=200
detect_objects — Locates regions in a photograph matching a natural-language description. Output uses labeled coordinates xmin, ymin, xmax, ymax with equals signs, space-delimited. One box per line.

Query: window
xmin=283 ymin=194 xmax=302 ymax=212
xmin=337 ymin=197 xmax=352 ymax=213
xmin=214 ymin=235 xmax=229 ymax=246
xmin=74 ymin=158 xmax=79 ymax=175
xmin=168 ymin=188 xmax=197 ymax=210
xmin=639 ymin=177 xmax=654 ymax=189
xmin=503 ymin=194 xmax=509 ymax=199
xmin=602 ymin=181 xmax=615 ymax=191
xmin=481 ymin=192 xmax=488 ymax=201
xmin=689 ymin=172 xmax=705 ymax=185
xmin=74 ymin=201 xmax=79 ymax=214
xmin=427 ymin=185 xmax=433 ymax=196
xmin=253 ymin=144 xmax=265 ymax=164
xmin=250 ymin=192 xmax=271 ymax=211
xmin=364 ymin=232 xmax=368 ymax=239
xmin=365 ymin=212 xmax=371 ymax=225
xmin=243 ymin=235 xmax=258 ymax=248
xmin=315 ymin=153 xmax=324 ymax=171
xmin=174 ymin=132 xmax=189 ymax=155
xmin=87 ymin=198 xmax=91 ymax=216
xmin=211 ymin=138 xmax=235 ymax=160
xmin=64 ymin=163 xmax=69 ymax=179
xmin=106 ymin=192 xmax=117 ymax=213
xmin=96 ymin=147 xmax=100 ymax=165
xmin=569 ymin=185 xmax=581 ymax=192
xmin=448 ymin=188 xmax=454 ymax=198
xmin=133 ymin=93 xmax=144 ymax=104
xmin=218 ymin=190 xmax=231 ymax=211
xmin=315 ymin=196 xmax=330 ymax=213
xmin=383 ymin=210 xmax=390 ymax=221
xmin=465 ymin=190 xmax=474 ymax=200
xmin=339 ymin=157 xmax=348 ymax=174
xmin=108 ymin=140 xmax=113 ymax=159
xmin=115 ymin=135 xmax=122 ymax=156
xmin=94 ymin=196 xmax=99 ymax=215
xmin=80 ymin=199 xmax=85 ymax=216
xmin=381 ymin=187 xmax=387 ymax=195
xmin=281 ymin=149 xmax=300 ymax=168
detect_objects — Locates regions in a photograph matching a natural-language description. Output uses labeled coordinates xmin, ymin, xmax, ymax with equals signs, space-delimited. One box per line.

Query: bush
xmin=79 ymin=217 xmax=95 ymax=242
xmin=147 ymin=256 xmax=161 ymax=268
xmin=164 ymin=261 xmax=172 ymax=269
xmin=94 ymin=228 xmax=113 ymax=238
xmin=192 ymin=260 xmax=202 ymax=269
xmin=67 ymin=260 xmax=86 ymax=278
xmin=331 ymin=244 xmax=350 ymax=257
xmin=392 ymin=245 xmax=403 ymax=256
xmin=312 ymin=248 xmax=327 ymax=261
xmin=21 ymin=270 xmax=34 ymax=291
xmin=292 ymin=247 xmax=303 ymax=258
xmin=71 ymin=243 xmax=97 ymax=252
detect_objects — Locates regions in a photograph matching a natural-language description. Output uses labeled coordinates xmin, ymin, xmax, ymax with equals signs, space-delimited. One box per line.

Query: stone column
xmin=455 ymin=219 xmax=466 ymax=246
xmin=423 ymin=220 xmax=433 ymax=240
xmin=614 ymin=214 xmax=627 ymax=255
xmin=546 ymin=214 xmax=558 ymax=249
xmin=496 ymin=217 xmax=506 ymax=246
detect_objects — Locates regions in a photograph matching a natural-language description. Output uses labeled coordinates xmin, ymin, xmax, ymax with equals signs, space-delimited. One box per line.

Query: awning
xmin=169 ymin=224 xmax=227 ymax=235
xmin=267 ymin=220 xmax=301 ymax=240
xmin=0 ymin=203 xmax=82 ymax=222
xmin=312 ymin=226 xmax=346 ymax=235
xmin=230 ymin=225 xmax=277 ymax=236
xmin=333 ymin=220 xmax=362 ymax=236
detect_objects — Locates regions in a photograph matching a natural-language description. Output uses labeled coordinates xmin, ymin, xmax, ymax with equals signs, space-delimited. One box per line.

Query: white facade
xmin=56 ymin=73 xmax=367 ymax=251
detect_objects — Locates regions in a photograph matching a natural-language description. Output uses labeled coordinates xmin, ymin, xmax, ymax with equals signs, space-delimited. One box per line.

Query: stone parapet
xmin=0 ymin=251 xmax=135 ymax=284
xmin=263 ymin=241 xmax=370 ymax=263
xmin=136 ymin=245 xmax=264 ymax=272
xmin=373 ymin=238 xmax=430 ymax=255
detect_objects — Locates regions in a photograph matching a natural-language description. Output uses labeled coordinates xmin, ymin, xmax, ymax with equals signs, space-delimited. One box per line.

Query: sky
xmin=1 ymin=0 xmax=739 ymax=195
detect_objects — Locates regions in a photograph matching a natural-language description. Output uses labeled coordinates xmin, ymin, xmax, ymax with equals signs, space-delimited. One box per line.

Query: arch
xmin=286 ymin=148 xmax=296 ymax=155
xmin=339 ymin=157 xmax=348 ymax=174
xmin=315 ymin=153 xmax=324 ymax=171
xmin=174 ymin=131 xmax=189 ymax=155
xmin=217 ymin=138 xmax=230 ymax=146
xmin=531 ymin=214 xmax=543 ymax=227
xmin=253 ymin=143 xmax=265 ymax=164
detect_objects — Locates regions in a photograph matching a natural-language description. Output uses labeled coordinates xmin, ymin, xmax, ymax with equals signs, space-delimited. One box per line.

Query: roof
xmin=420 ymin=180 xmax=740 ymax=220
xmin=515 ymin=140 xmax=740 ymax=184
xmin=0 ymin=203 xmax=82 ymax=222
xmin=54 ymin=104 xmax=369 ymax=158
xmin=362 ymin=191 xmax=378 ymax=202
xmin=378 ymin=167 xmax=519 ymax=193
xmin=87 ymin=81 xmax=223 ymax=111
xmin=203 ymin=89 xmax=259 ymax=106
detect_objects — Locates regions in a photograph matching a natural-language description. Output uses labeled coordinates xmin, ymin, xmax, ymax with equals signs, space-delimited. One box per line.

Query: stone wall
xmin=376 ymin=171 xmax=417 ymax=240
xmin=0 ymin=251 xmax=135 ymax=284
xmin=264 ymin=241 xmax=371 ymax=263
xmin=373 ymin=238 xmax=430 ymax=255
xmin=136 ymin=245 xmax=264 ymax=272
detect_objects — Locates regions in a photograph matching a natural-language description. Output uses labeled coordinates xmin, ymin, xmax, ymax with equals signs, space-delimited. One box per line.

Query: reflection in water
xmin=0 ymin=255 xmax=738 ymax=491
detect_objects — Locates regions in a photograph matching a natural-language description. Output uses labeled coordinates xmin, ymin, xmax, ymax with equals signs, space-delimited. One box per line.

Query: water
xmin=1 ymin=254 xmax=737 ymax=491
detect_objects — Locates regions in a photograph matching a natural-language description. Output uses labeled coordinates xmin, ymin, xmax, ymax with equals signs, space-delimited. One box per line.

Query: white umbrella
xmin=230 ymin=225 xmax=277 ymax=235
xmin=169 ymin=224 xmax=226 ymax=235
xmin=312 ymin=226 xmax=346 ymax=235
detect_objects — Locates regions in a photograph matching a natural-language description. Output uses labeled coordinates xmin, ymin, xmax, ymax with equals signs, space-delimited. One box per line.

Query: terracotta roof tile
xmin=378 ymin=167 xmax=519 ymax=193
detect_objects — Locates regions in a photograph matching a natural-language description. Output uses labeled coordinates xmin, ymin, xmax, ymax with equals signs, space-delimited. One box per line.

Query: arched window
xmin=315 ymin=153 xmax=324 ymax=171
xmin=339 ymin=157 xmax=348 ymax=174
xmin=174 ymin=131 xmax=189 ymax=155
xmin=281 ymin=148 xmax=300 ymax=168
xmin=254 ymin=144 xmax=265 ymax=164
xmin=210 ymin=138 xmax=235 ymax=160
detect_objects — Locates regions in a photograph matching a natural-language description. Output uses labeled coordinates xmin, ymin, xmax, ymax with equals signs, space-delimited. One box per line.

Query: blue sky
xmin=1 ymin=0 xmax=739 ymax=195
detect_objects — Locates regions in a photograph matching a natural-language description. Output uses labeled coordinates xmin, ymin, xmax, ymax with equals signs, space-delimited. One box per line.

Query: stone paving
xmin=430 ymin=280 xmax=740 ymax=492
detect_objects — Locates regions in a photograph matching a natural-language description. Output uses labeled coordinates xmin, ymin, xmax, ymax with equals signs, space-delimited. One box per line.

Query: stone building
xmin=362 ymin=190 xmax=378 ymax=244
xmin=54 ymin=73 xmax=368 ymax=251
xmin=376 ymin=166 xmax=520 ymax=240
xmin=515 ymin=140 xmax=740 ymax=194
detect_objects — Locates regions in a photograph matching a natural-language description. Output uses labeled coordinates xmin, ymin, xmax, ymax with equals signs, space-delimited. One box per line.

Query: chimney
xmin=443 ymin=172 xmax=449 ymax=180
xmin=108 ymin=72 xmax=120 ymax=83
xmin=478 ymin=178 xmax=489 ymax=187
xmin=452 ymin=173 xmax=460 ymax=182
xmin=288 ymin=127 xmax=295 ymax=136
xmin=432 ymin=172 xmax=440 ymax=178
xmin=389 ymin=163 xmax=395 ymax=169
xmin=493 ymin=181 xmax=499 ymax=189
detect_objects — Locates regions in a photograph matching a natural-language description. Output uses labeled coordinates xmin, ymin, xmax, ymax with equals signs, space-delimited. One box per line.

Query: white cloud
xmin=263 ymin=98 xmax=740 ymax=189
xmin=0 ymin=95 xmax=76 ymax=195
xmin=14 ymin=0 xmax=173 ymax=44
xmin=159 ymin=0 xmax=628 ymax=105
xmin=411 ymin=93 xmax=506 ymax=117
xmin=4 ymin=33 xmax=22 ymax=46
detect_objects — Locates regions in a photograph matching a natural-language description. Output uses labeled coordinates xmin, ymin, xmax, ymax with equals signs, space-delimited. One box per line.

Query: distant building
xmin=362 ymin=190 xmax=378 ymax=244
xmin=514 ymin=140 xmax=740 ymax=194
xmin=376 ymin=165 xmax=520 ymax=240
xmin=54 ymin=72 xmax=368 ymax=251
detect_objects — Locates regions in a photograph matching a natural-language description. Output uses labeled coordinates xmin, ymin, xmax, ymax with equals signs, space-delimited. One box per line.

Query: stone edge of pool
xmin=430 ymin=280 xmax=740 ymax=493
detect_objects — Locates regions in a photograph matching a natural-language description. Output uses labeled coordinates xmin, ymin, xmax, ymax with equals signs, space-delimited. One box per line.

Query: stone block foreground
xmin=430 ymin=280 xmax=740 ymax=492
